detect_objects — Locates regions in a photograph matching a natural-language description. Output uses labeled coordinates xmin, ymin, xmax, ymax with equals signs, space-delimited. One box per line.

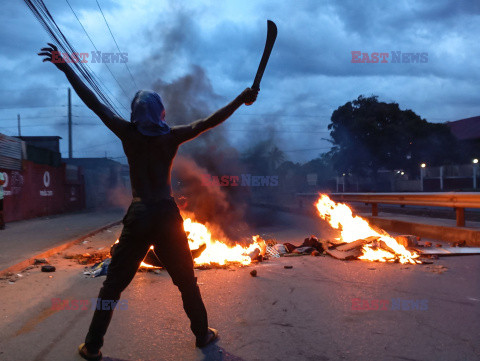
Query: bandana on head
xmin=130 ymin=90 xmax=170 ymax=136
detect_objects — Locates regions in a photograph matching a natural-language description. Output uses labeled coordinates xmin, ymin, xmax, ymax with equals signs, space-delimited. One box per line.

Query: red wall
xmin=1 ymin=161 xmax=85 ymax=222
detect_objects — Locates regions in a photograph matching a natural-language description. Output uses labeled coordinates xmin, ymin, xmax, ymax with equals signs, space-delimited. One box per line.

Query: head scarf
xmin=130 ymin=90 xmax=170 ymax=136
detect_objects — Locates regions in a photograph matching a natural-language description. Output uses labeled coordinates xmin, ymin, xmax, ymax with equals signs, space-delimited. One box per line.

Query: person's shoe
xmin=195 ymin=327 xmax=219 ymax=348
xmin=78 ymin=343 xmax=102 ymax=361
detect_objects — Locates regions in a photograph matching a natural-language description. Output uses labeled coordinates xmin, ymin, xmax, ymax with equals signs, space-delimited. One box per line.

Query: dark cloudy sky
xmin=1 ymin=0 xmax=479 ymax=163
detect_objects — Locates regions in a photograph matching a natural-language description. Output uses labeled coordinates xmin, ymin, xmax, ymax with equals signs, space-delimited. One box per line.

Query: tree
xmin=267 ymin=146 xmax=285 ymax=171
xmin=327 ymin=95 xmax=463 ymax=177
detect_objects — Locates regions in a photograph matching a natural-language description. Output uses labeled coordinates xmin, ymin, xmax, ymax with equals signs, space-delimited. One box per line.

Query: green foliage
xmin=328 ymin=95 xmax=463 ymax=176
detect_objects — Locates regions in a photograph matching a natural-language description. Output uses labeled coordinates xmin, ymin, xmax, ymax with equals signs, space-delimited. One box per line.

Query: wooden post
xmin=456 ymin=207 xmax=465 ymax=227
xmin=372 ymin=203 xmax=378 ymax=216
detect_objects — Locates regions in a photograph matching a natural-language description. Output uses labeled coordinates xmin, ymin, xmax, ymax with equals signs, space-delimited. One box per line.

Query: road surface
xmin=0 ymin=208 xmax=479 ymax=361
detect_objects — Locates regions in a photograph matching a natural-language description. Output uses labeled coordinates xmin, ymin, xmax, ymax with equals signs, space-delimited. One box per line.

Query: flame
xmin=113 ymin=218 xmax=263 ymax=268
xmin=315 ymin=194 xmax=420 ymax=264
xmin=184 ymin=218 xmax=261 ymax=266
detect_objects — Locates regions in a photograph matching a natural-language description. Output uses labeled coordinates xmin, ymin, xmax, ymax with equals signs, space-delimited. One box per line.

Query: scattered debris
xmin=424 ymin=242 xmax=432 ymax=247
xmin=426 ymin=265 xmax=448 ymax=274
xmin=284 ymin=265 xmax=293 ymax=269
xmin=250 ymin=269 xmax=257 ymax=277
xmin=311 ymin=250 xmax=320 ymax=257
xmin=34 ymin=258 xmax=48 ymax=265
xmin=292 ymin=246 xmax=315 ymax=254
xmin=248 ymin=248 xmax=262 ymax=262
xmin=325 ymin=247 xmax=362 ymax=260
xmin=395 ymin=235 xmax=419 ymax=248
xmin=435 ymin=244 xmax=443 ymax=247
xmin=283 ymin=243 xmax=297 ymax=253
xmin=301 ymin=236 xmax=324 ymax=252
xmin=266 ymin=246 xmax=280 ymax=258
xmin=41 ymin=265 xmax=56 ymax=272
xmin=65 ymin=251 xmax=109 ymax=265
xmin=84 ymin=258 xmax=111 ymax=277
xmin=273 ymin=244 xmax=287 ymax=255
xmin=453 ymin=240 xmax=467 ymax=247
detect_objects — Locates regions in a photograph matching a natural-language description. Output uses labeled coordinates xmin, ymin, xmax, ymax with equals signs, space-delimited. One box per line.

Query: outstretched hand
xmin=38 ymin=43 xmax=68 ymax=72
xmin=239 ymin=87 xmax=259 ymax=106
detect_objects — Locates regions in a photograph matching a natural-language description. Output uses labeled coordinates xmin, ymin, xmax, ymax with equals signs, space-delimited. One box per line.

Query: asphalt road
xmin=0 ymin=209 xmax=479 ymax=361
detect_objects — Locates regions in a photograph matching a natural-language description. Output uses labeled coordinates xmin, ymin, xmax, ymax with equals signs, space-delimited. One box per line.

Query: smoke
xmin=136 ymin=7 xmax=288 ymax=240
xmin=149 ymin=66 xmax=252 ymax=240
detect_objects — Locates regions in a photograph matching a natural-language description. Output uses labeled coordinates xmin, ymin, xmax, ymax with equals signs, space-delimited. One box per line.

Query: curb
xmin=0 ymin=220 xmax=121 ymax=277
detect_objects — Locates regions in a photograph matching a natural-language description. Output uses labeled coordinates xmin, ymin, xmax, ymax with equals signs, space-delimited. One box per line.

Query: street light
xmin=420 ymin=163 xmax=426 ymax=191
xmin=473 ymin=159 xmax=479 ymax=189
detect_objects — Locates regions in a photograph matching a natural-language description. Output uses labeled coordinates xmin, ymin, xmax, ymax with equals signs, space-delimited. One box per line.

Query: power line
xmin=96 ymin=0 xmax=138 ymax=90
xmin=0 ymin=105 xmax=67 ymax=110
xmin=0 ymin=115 xmax=67 ymax=122
xmin=282 ymin=147 xmax=331 ymax=152
xmin=23 ymin=0 xmax=125 ymax=117
xmin=65 ymin=0 xmax=132 ymax=111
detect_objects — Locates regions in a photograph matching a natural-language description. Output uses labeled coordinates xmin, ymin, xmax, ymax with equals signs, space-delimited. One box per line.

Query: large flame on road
xmin=315 ymin=194 xmax=420 ymax=264
xmin=183 ymin=218 xmax=261 ymax=266
xmin=136 ymin=217 xmax=262 ymax=268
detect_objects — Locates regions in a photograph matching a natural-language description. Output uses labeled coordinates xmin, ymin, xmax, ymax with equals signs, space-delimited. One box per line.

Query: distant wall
xmin=0 ymin=161 xmax=85 ymax=222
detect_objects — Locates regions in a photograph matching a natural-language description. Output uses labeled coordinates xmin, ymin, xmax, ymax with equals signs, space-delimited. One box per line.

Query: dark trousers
xmin=85 ymin=199 xmax=208 ymax=352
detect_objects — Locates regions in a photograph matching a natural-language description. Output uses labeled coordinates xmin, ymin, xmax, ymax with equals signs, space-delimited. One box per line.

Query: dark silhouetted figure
xmin=39 ymin=43 xmax=258 ymax=361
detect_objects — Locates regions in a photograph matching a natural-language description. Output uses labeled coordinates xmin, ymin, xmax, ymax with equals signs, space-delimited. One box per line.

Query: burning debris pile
xmin=117 ymin=194 xmax=423 ymax=270
xmin=110 ymin=216 xmax=266 ymax=270
xmin=315 ymin=194 xmax=421 ymax=264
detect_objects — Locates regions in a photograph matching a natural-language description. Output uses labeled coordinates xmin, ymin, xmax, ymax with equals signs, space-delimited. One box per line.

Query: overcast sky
xmin=1 ymin=0 xmax=479 ymax=163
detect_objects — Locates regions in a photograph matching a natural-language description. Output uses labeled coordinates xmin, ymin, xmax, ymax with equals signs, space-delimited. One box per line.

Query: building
xmin=0 ymin=133 xmax=84 ymax=222
xmin=62 ymin=157 xmax=130 ymax=209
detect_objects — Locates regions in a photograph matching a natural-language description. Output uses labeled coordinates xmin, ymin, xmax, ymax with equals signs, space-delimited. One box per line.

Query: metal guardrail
xmin=296 ymin=192 xmax=480 ymax=227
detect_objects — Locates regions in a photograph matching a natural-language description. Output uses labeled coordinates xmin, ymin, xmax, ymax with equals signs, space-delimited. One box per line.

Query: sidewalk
xmin=0 ymin=208 xmax=124 ymax=271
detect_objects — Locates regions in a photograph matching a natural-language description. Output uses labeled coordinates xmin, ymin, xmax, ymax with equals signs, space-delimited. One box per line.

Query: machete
xmin=252 ymin=20 xmax=277 ymax=91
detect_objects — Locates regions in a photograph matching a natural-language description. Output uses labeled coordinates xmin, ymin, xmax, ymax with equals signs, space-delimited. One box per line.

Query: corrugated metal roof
xmin=0 ymin=133 xmax=23 ymax=170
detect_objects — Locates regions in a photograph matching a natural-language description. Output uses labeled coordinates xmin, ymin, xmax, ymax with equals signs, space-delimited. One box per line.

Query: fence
xmin=296 ymin=192 xmax=480 ymax=227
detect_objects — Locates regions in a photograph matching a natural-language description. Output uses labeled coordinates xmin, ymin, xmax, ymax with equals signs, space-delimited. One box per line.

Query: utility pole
xmin=68 ymin=87 xmax=72 ymax=158
xmin=17 ymin=114 xmax=21 ymax=137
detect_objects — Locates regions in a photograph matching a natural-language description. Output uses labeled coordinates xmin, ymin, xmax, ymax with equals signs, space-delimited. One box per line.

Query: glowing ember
xmin=315 ymin=194 xmax=420 ymax=264
xmin=140 ymin=246 xmax=158 ymax=269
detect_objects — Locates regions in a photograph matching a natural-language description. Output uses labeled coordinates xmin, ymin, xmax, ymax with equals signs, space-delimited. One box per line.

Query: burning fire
xmin=183 ymin=218 xmax=262 ymax=266
xmin=315 ymin=194 xmax=420 ymax=264
xmin=119 ymin=217 xmax=262 ymax=268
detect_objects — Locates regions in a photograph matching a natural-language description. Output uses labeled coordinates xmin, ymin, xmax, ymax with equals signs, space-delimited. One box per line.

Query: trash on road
xmin=83 ymin=258 xmax=111 ymax=277
xmin=41 ymin=265 xmax=56 ymax=272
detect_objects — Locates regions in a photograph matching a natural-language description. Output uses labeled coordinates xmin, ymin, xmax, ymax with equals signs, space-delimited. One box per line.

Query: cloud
xmin=1 ymin=0 xmax=480 ymax=163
